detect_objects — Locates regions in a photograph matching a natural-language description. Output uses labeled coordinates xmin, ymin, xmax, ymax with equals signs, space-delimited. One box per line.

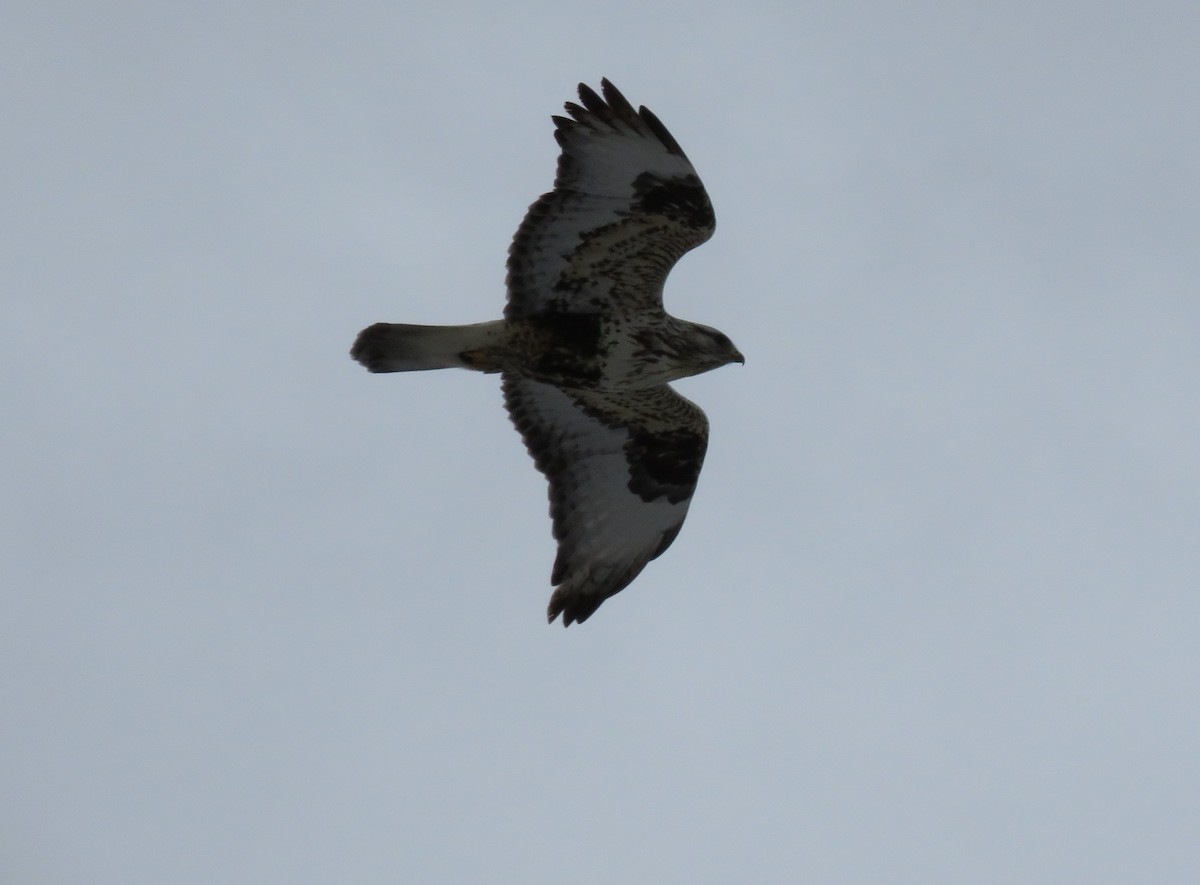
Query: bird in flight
xmin=352 ymin=79 xmax=742 ymax=625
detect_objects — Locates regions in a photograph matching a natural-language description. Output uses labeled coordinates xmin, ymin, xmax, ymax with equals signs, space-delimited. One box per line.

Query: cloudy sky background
xmin=4 ymin=2 xmax=1199 ymax=882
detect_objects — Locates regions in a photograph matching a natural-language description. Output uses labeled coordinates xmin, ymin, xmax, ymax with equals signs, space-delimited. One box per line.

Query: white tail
xmin=350 ymin=321 xmax=507 ymax=373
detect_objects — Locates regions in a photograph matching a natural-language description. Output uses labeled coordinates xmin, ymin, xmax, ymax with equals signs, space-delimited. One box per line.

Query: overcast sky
xmin=4 ymin=2 xmax=1199 ymax=883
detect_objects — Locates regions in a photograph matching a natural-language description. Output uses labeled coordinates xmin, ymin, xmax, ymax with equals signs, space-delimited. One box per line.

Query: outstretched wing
xmin=503 ymin=375 xmax=709 ymax=626
xmin=505 ymin=79 xmax=716 ymax=321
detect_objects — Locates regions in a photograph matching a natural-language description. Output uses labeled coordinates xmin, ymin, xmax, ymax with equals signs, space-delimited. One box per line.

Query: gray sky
xmin=4 ymin=2 xmax=1199 ymax=882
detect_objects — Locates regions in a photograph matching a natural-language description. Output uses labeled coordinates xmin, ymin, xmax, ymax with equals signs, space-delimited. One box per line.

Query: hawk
xmin=352 ymin=79 xmax=742 ymax=625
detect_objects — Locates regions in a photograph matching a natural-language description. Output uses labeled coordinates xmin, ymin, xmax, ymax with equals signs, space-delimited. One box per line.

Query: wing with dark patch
xmin=502 ymin=374 xmax=709 ymax=626
xmin=505 ymin=79 xmax=716 ymax=320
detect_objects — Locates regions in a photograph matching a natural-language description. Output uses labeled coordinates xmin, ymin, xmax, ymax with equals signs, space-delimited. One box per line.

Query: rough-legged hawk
xmin=352 ymin=79 xmax=742 ymax=626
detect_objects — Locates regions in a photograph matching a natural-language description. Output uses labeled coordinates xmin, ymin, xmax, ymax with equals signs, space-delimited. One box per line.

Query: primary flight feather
xmin=351 ymin=79 xmax=742 ymax=626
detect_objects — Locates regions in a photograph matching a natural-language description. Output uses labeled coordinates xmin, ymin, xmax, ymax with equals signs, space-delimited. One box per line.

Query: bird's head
xmin=686 ymin=322 xmax=744 ymax=371
xmin=641 ymin=319 xmax=743 ymax=382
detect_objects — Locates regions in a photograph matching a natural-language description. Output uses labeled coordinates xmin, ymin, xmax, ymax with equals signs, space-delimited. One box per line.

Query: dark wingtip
xmin=547 ymin=591 xmax=573 ymax=627
xmin=598 ymin=78 xmax=636 ymax=118
xmin=577 ymin=78 xmax=689 ymax=158
xmin=564 ymin=79 xmax=645 ymax=133
xmin=637 ymin=105 xmax=687 ymax=157
xmin=561 ymin=100 xmax=587 ymax=123
xmin=576 ymin=81 xmax=604 ymax=113
xmin=546 ymin=588 xmax=604 ymax=628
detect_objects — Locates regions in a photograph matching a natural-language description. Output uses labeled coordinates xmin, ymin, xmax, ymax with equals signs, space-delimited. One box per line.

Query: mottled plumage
xmin=351 ymin=79 xmax=741 ymax=625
